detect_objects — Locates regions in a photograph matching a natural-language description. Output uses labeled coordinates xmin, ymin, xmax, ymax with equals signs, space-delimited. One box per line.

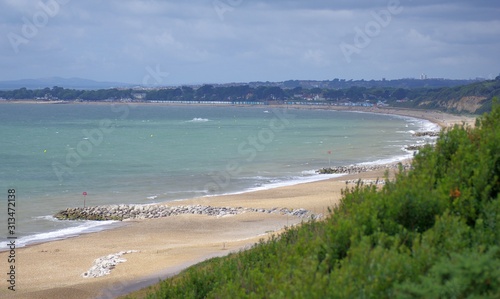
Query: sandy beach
xmin=267 ymin=104 xmax=476 ymax=129
xmin=0 ymin=107 xmax=476 ymax=299
xmin=330 ymin=106 xmax=476 ymax=128
xmin=2 ymin=171 xmax=385 ymax=299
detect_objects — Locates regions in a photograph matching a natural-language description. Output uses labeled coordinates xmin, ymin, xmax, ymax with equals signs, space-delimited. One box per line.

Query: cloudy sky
xmin=1 ymin=0 xmax=499 ymax=85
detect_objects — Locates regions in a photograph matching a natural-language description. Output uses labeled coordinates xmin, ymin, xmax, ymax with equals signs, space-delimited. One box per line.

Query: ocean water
xmin=0 ymin=103 xmax=438 ymax=249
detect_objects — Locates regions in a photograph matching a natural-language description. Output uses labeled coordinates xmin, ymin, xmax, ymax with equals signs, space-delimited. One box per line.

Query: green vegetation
xmin=2 ymin=77 xmax=499 ymax=114
xmin=392 ymin=78 xmax=500 ymax=113
xmin=126 ymin=100 xmax=500 ymax=298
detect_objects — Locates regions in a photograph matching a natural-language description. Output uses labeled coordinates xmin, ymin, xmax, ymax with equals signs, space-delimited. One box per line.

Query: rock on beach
xmin=413 ymin=131 xmax=440 ymax=137
xmin=82 ymin=250 xmax=139 ymax=278
xmin=317 ymin=163 xmax=411 ymax=175
xmin=54 ymin=204 xmax=321 ymax=221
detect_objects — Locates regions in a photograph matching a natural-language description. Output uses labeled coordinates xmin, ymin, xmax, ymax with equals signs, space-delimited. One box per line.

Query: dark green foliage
xmin=2 ymin=79 xmax=499 ymax=113
xmin=397 ymin=247 xmax=500 ymax=298
xmin=133 ymin=100 xmax=500 ymax=299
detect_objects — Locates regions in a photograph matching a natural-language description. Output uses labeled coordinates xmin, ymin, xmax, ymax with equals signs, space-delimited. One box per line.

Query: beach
xmin=1 ymin=170 xmax=388 ymax=299
xmin=0 ymin=107 xmax=476 ymax=299
xmin=267 ymin=104 xmax=476 ymax=129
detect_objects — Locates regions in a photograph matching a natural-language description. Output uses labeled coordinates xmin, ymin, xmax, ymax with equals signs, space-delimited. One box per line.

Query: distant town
xmin=1 ymin=76 xmax=499 ymax=114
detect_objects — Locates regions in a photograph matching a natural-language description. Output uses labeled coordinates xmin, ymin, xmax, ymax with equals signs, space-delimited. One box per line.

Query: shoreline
xmin=0 ymin=170 xmax=394 ymax=299
xmin=0 ymin=103 xmax=439 ymax=252
xmin=0 ymin=156 xmax=414 ymax=253
xmin=1 ymin=99 xmax=476 ymax=128
xmin=0 ymin=106 xmax=475 ymax=299
xmin=0 ymin=160 xmax=402 ymax=252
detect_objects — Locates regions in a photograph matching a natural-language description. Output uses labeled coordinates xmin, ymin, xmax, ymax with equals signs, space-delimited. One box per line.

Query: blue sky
xmin=1 ymin=0 xmax=499 ymax=85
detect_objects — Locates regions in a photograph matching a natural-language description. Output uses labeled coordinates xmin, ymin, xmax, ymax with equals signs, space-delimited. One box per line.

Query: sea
xmin=0 ymin=103 xmax=439 ymax=250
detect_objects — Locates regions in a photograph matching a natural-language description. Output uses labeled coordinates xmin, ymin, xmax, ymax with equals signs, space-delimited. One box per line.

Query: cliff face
xmin=418 ymin=96 xmax=486 ymax=113
xmin=412 ymin=79 xmax=500 ymax=114
xmin=438 ymin=96 xmax=488 ymax=113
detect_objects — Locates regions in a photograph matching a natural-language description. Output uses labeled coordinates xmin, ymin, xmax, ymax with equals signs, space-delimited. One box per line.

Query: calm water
xmin=0 ymin=103 xmax=438 ymax=249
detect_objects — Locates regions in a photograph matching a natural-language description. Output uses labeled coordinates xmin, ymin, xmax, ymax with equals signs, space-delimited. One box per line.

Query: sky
xmin=1 ymin=0 xmax=499 ymax=85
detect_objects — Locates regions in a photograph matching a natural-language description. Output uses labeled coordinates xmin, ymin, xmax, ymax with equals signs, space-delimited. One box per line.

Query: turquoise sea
xmin=0 ymin=103 xmax=438 ymax=249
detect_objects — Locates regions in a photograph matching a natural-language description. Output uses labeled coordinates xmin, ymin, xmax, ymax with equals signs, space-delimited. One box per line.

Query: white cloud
xmin=303 ymin=49 xmax=331 ymax=66
xmin=0 ymin=0 xmax=498 ymax=83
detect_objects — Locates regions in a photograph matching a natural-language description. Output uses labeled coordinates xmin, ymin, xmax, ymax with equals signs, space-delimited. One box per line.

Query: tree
xmin=196 ymin=85 xmax=214 ymax=100
xmin=283 ymin=80 xmax=301 ymax=88
xmin=391 ymin=88 xmax=408 ymax=100
xmin=13 ymin=87 xmax=32 ymax=99
xmin=310 ymin=87 xmax=323 ymax=95
xmin=345 ymin=86 xmax=365 ymax=101
xmin=181 ymin=86 xmax=194 ymax=100
xmin=324 ymin=89 xmax=344 ymax=100
xmin=291 ymin=87 xmax=303 ymax=94
xmin=51 ymin=86 xmax=65 ymax=98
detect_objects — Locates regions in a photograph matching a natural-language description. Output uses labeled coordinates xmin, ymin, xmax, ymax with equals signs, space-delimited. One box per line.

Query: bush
xmin=396 ymin=247 xmax=500 ymax=298
xmin=133 ymin=100 xmax=500 ymax=299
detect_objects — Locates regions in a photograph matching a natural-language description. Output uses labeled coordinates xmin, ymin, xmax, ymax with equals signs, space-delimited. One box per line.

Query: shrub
xmin=134 ymin=100 xmax=500 ymax=299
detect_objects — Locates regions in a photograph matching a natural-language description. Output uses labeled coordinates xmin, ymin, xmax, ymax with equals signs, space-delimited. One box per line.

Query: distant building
xmin=132 ymin=93 xmax=147 ymax=100
xmin=35 ymin=94 xmax=58 ymax=101
xmin=420 ymin=73 xmax=428 ymax=80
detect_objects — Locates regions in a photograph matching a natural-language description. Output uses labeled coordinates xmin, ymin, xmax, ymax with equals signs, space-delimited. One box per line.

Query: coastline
xmin=0 ymin=106 xmax=475 ymax=299
xmin=264 ymin=104 xmax=475 ymax=129
xmin=0 ymin=99 xmax=476 ymax=129
xmin=0 ymin=170 xmax=393 ymax=299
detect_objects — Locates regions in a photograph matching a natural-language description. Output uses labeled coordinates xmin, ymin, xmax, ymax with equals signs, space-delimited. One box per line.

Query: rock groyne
xmin=413 ymin=131 xmax=440 ymax=137
xmin=404 ymin=144 xmax=425 ymax=151
xmin=317 ymin=163 xmax=411 ymax=175
xmin=343 ymin=179 xmax=386 ymax=185
xmin=54 ymin=204 xmax=320 ymax=221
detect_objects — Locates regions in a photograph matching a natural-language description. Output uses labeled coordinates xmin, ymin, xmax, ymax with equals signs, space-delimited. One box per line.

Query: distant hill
xmin=0 ymin=77 xmax=487 ymax=91
xmin=0 ymin=77 xmax=134 ymax=90
xmin=1 ymin=76 xmax=499 ymax=114
xmin=390 ymin=77 xmax=500 ymax=114
xmin=250 ymin=78 xmax=486 ymax=89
